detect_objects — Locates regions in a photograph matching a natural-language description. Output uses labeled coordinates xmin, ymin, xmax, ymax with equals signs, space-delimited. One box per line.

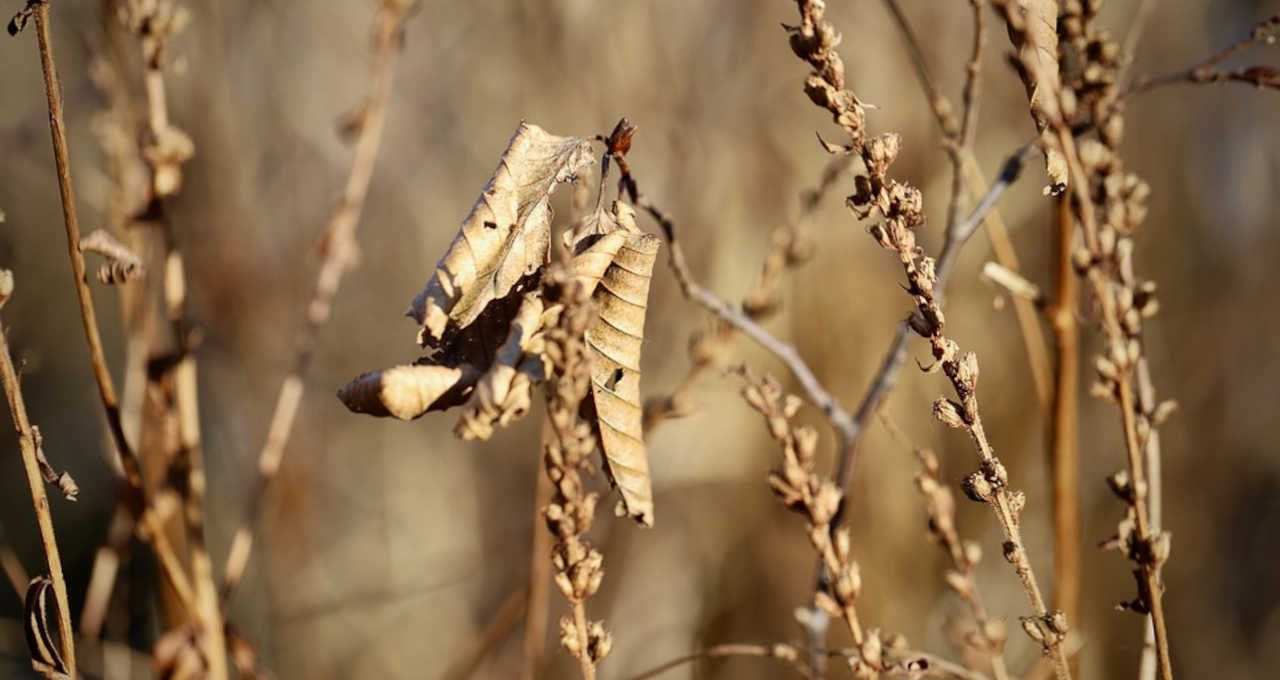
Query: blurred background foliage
xmin=1 ymin=0 xmax=1278 ymax=677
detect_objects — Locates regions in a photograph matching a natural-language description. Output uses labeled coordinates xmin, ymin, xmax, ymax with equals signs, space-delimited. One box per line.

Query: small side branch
xmin=1125 ymin=15 xmax=1280 ymax=97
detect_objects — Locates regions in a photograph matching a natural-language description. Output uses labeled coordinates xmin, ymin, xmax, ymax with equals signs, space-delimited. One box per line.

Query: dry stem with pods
xmin=3 ymin=0 xmax=1279 ymax=678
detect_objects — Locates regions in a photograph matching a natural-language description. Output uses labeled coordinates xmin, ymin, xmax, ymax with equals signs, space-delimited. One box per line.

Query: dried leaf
xmin=409 ymin=122 xmax=595 ymax=346
xmin=1006 ymin=0 xmax=1067 ymax=192
xmin=569 ymin=201 xmax=660 ymax=526
xmin=454 ymin=293 xmax=548 ymax=440
xmin=81 ymin=229 xmax=145 ymax=284
xmin=338 ymin=363 xmax=478 ymax=420
xmin=23 ymin=577 xmax=68 ymax=679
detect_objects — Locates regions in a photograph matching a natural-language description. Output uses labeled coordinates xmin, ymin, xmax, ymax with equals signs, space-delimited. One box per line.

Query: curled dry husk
xmin=339 ymin=122 xmax=660 ymax=525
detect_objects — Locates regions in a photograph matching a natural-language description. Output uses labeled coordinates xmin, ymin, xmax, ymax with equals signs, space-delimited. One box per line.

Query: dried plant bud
xmin=944 ymin=569 xmax=970 ymax=596
xmin=814 ymin=589 xmax=842 ymax=618
xmin=834 ymin=561 xmax=862 ymax=602
xmin=980 ymin=457 xmax=1009 ymax=489
xmin=558 ymin=616 xmax=581 ymax=656
xmin=1107 ymin=469 xmax=1133 ymax=501
xmin=1152 ymin=399 xmax=1178 ymax=425
xmin=588 ymin=622 xmax=612 ymax=662
xmin=1046 ymin=609 xmax=1070 ymax=635
xmin=859 ymin=629 xmax=883 ymax=669
xmin=932 ymin=398 xmax=967 ymax=429
xmin=1020 ymin=616 xmax=1046 ymax=644
xmin=1007 ymin=489 xmax=1027 ymax=517
xmin=962 ymin=472 xmax=994 ymax=503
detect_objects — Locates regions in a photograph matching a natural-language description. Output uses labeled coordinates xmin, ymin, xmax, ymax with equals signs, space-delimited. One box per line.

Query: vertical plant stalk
xmin=1047 ymin=193 xmax=1080 ymax=644
xmin=0 ymin=274 xmax=76 ymax=679
xmin=522 ymin=437 xmax=554 ymax=680
xmin=30 ymin=0 xmax=143 ymax=489
xmin=220 ymin=0 xmax=410 ymax=604
xmin=120 ymin=2 xmax=227 ymax=672
xmin=540 ymin=274 xmax=612 ymax=679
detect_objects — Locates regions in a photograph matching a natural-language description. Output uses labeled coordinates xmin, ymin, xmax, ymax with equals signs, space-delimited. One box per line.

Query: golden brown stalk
xmin=1048 ymin=193 xmax=1080 ymax=642
xmin=539 ymin=272 xmax=612 ymax=679
xmin=220 ymin=0 xmax=411 ymax=604
xmin=0 ymin=272 xmax=76 ymax=680
xmin=522 ymin=448 xmax=554 ymax=680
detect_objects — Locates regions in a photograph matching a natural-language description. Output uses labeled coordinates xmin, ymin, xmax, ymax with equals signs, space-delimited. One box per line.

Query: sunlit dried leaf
xmin=454 ymin=293 xmax=548 ymax=440
xmin=23 ymin=577 xmax=68 ymax=678
xmin=338 ymin=363 xmax=478 ymax=420
xmin=81 ymin=229 xmax=145 ymax=285
xmin=1006 ymin=0 xmax=1067 ymax=193
xmin=568 ymin=201 xmax=660 ymax=526
xmin=409 ymin=122 xmax=595 ymax=345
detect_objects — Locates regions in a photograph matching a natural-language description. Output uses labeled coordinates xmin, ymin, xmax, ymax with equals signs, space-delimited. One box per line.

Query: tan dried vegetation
xmin=1 ymin=0 xmax=1277 ymax=678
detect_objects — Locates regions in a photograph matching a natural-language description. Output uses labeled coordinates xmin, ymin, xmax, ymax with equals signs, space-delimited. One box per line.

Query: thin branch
xmin=642 ymin=155 xmax=848 ymax=435
xmin=220 ymin=0 xmax=411 ymax=605
xmin=0 ymin=272 xmax=76 ymax=679
xmin=834 ymin=141 xmax=1039 ymax=496
xmin=636 ymin=187 xmax=858 ymax=451
xmin=881 ymin=0 xmax=960 ymax=138
xmin=881 ymin=0 xmax=1053 ymax=411
xmin=29 ymin=0 xmax=142 ymax=491
xmin=1124 ymin=15 xmax=1280 ymax=97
